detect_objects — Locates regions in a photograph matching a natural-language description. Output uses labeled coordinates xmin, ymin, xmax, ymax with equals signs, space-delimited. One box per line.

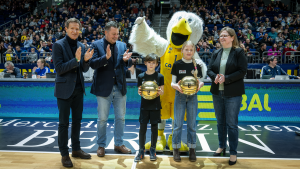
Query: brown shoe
xmin=72 ymin=150 xmax=91 ymax=159
xmin=114 ymin=145 xmax=132 ymax=154
xmin=97 ymin=147 xmax=105 ymax=157
xmin=61 ymin=156 xmax=73 ymax=167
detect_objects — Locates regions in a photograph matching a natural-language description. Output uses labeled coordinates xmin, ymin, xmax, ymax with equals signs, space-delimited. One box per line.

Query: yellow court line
xmin=197 ymin=95 xmax=213 ymax=101
xmin=198 ymin=112 xmax=216 ymax=118
xmin=199 ymin=86 xmax=211 ymax=92
xmin=198 ymin=103 xmax=214 ymax=109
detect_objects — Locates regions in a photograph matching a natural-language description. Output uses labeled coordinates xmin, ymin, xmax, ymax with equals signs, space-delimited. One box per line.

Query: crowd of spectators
xmin=0 ymin=0 xmax=300 ymax=65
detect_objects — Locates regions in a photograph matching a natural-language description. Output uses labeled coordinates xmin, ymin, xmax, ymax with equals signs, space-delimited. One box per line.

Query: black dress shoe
xmin=61 ymin=155 xmax=73 ymax=167
xmin=296 ymin=131 xmax=300 ymax=136
xmin=72 ymin=150 xmax=91 ymax=159
xmin=213 ymin=148 xmax=226 ymax=156
xmin=229 ymin=159 xmax=237 ymax=165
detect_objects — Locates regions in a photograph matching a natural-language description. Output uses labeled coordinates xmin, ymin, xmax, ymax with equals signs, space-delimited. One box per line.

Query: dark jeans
xmin=212 ymin=90 xmax=242 ymax=155
xmin=139 ymin=123 xmax=158 ymax=149
xmin=57 ymin=88 xmax=83 ymax=157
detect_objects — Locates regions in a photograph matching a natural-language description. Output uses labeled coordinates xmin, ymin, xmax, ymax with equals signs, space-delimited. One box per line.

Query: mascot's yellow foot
xmin=144 ymin=133 xmax=167 ymax=152
xmin=167 ymin=134 xmax=189 ymax=152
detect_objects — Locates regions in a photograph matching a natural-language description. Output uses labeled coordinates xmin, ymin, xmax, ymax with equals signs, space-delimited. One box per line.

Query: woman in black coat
xmin=207 ymin=27 xmax=247 ymax=165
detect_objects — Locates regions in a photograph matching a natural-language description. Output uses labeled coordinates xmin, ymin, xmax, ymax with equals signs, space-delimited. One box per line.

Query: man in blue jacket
xmin=261 ymin=56 xmax=300 ymax=79
xmin=90 ymin=21 xmax=133 ymax=157
xmin=52 ymin=18 xmax=94 ymax=167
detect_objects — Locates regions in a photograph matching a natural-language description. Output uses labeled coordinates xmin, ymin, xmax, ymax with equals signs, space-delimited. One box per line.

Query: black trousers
xmin=57 ymin=88 xmax=83 ymax=157
xmin=139 ymin=123 xmax=158 ymax=149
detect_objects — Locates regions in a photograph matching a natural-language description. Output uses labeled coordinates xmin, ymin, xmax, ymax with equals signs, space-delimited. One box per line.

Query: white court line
xmin=0 ymin=150 xmax=300 ymax=161
xmin=131 ymin=151 xmax=139 ymax=169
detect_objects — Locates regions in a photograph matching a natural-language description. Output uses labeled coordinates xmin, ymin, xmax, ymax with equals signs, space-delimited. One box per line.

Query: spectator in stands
xmin=215 ymin=43 xmax=221 ymax=50
xmin=4 ymin=32 xmax=11 ymax=42
xmin=27 ymin=48 xmax=37 ymax=63
xmin=247 ymin=30 xmax=254 ymax=40
xmin=282 ymin=29 xmax=290 ymax=40
xmin=256 ymin=28 xmax=265 ymax=41
xmin=15 ymin=46 xmax=26 ymax=63
xmin=4 ymin=40 xmax=10 ymax=49
xmin=32 ymin=59 xmax=51 ymax=78
xmin=243 ymin=19 xmax=252 ymax=29
xmin=244 ymin=39 xmax=255 ymax=49
xmin=252 ymin=17 xmax=260 ymax=30
xmin=11 ymin=36 xmax=21 ymax=48
xmin=205 ymin=15 xmax=214 ymax=25
xmin=38 ymin=41 xmax=50 ymax=53
xmin=261 ymin=56 xmax=300 ymax=79
xmin=283 ymin=41 xmax=296 ymax=62
xmin=275 ymin=32 xmax=284 ymax=43
xmin=213 ymin=15 xmax=222 ymax=24
xmin=2 ymin=61 xmax=22 ymax=78
xmin=290 ymin=29 xmax=300 ymax=41
xmin=242 ymin=25 xmax=249 ymax=36
xmin=5 ymin=49 xmax=14 ymax=62
xmin=257 ymin=23 xmax=266 ymax=32
xmin=47 ymin=40 xmax=53 ymax=50
xmin=60 ymin=31 xmax=66 ymax=39
xmin=260 ymin=33 xmax=273 ymax=46
xmin=199 ymin=42 xmax=211 ymax=64
xmin=126 ymin=62 xmax=142 ymax=79
xmin=267 ymin=43 xmax=281 ymax=56
xmin=271 ymin=16 xmax=280 ymax=28
xmin=264 ymin=18 xmax=271 ymax=28
xmin=268 ymin=28 xmax=278 ymax=41
xmin=257 ymin=43 xmax=267 ymax=61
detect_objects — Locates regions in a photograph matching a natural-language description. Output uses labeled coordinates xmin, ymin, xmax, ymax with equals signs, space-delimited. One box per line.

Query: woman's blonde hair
xmin=220 ymin=27 xmax=240 ymax=49
xmin=181 ymin=40 xmax=198 ymax=79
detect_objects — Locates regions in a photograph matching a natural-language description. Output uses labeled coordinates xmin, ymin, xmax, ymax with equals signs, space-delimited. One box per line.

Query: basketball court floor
xmin=1 ymin=118 xmax=300 ymax=168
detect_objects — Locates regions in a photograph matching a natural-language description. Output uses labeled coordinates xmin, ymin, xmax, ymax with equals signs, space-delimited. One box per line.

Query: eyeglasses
xmin=220 ymin=34 xmax=230 ymax=38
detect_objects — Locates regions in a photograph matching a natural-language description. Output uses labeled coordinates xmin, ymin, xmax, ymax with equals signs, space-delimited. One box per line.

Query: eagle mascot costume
xmin=129 ymin=11 xmax=207 ymax=152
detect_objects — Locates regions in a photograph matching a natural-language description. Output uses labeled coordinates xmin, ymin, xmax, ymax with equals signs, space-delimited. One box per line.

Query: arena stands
xmin=0 ymin=0 xmax=299 ymax=69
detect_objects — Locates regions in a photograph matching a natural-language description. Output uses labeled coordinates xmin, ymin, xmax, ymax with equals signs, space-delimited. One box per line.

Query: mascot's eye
xmin=188 ymin=18 xmax=193 ymax=23
xmin=178 ymin=16 xmax=182 ymax=20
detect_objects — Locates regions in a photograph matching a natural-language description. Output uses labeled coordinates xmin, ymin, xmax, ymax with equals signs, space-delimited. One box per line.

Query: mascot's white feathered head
xmin=167 ymin=11 xmax=204 ymax=49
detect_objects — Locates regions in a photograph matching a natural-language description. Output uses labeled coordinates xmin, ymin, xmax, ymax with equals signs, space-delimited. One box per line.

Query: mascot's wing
xmin=129 ymin=17 xmax=169 ymax=57
xmin=194 ymin=52 xmax=207 ymax=81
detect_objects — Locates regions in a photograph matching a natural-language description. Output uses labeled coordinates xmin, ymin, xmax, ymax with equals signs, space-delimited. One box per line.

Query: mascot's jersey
xmin=160 ymin=44 xmax=183 ymax=119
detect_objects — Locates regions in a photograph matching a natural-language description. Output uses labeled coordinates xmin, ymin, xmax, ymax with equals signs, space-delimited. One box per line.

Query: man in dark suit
xmin=52 ymin=18 xmax=94 ymax=168
xmin=90 ymin=21 xmax=133 ymax=157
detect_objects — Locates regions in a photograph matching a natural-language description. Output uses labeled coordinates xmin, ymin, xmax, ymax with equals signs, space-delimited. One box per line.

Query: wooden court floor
xmin=1 ymin=152 xmax=300 ymax=169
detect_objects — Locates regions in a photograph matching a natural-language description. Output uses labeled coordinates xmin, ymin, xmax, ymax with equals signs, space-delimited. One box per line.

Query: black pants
xmin=139 ymin=123 xmax=158 ymax=149
xmin=57 ymin=88 xmax=83 ymax=157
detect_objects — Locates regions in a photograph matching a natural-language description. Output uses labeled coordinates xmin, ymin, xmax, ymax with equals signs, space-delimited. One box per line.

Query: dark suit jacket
xmin=207 ymin=47 xmax=248 ymax=97
xmin=126 ymin=68 xmax=142 ymax=79
xmin=52 ymin=36 xmax=89 ymax=99
xmin=89 ymin=38 xmax=132 ymax=97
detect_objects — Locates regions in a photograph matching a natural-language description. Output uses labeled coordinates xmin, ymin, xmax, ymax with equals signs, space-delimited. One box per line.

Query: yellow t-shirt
xmin=6 ymin=54 xmax=13 ymax=61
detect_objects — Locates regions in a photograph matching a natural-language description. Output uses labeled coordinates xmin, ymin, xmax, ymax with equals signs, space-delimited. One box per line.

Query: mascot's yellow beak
xmin=170 ymin=18 xmax=192 ymax=48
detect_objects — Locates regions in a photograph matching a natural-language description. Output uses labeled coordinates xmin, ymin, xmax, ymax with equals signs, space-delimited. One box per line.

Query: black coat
xmin=207 ymin=47 xmax=248 ymax=97
xmin=52 ymin=37 xmax=90 ymax=99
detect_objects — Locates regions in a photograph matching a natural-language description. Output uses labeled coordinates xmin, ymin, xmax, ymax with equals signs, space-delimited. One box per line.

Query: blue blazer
xmin=90 ymin=38 xmax=132 ymax=97
xmin=52 ymin=36 xmax=89 ymax=99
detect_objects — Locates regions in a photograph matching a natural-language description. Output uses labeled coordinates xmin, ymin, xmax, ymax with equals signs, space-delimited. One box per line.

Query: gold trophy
xmin=140 ymin=81 xmax=159 ymax=100
xmin=180 ymin=76 xmax=198 ymax=95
